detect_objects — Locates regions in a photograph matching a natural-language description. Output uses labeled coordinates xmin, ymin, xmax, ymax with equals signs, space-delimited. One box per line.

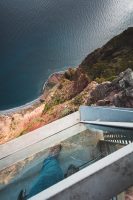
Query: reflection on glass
xmin=0 ymin=126 xmax=132 ymax=200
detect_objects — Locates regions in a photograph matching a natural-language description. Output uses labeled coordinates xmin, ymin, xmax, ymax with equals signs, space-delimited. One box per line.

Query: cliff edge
xmin=0 ymin=28 xmax=133 ymax=144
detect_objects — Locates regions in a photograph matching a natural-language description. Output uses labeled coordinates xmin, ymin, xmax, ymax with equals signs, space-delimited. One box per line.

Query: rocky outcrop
xmin=42 ymin=68 xmax=89 ymax=107
xmin=41 ymin=72 xmax=64 ymax=100
xmin=91 ymin=68 xmax=133 ymax=107
xmin=0 ymin=104 xmax=44 ymax=144
xmin=0 ymin=68 xmax=90 ymax=144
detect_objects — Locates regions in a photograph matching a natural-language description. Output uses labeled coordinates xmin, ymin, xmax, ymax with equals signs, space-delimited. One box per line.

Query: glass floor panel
xmin=0 ymin=125 xmax=132 ymax=200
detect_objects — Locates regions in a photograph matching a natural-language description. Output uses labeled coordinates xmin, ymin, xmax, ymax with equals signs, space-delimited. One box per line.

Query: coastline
xmin=0 ymin=70 xmax=66 ymax=116
xmin=0 ymin=98 xmax=40 ymax=115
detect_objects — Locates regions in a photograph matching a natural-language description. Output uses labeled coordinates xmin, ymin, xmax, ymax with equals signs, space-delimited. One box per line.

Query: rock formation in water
xmin=0 ymin=27 xmax=133 ymax=144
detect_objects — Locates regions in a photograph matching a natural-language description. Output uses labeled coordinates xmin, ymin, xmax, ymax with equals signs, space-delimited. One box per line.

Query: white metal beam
xmin=80 ymin=120 xmax=133 ymax=129
xmin=0 ymin=123 xmax=86 ymax=171
xmin=0 ymin=111 xmax=80 ymax=160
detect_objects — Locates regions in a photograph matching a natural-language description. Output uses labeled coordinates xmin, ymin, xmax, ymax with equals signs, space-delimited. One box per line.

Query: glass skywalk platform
xmin=0 ymin=106 xmax=133 ymax=200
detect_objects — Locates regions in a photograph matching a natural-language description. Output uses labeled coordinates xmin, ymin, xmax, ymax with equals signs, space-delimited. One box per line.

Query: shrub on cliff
xmin=80 ymin=27 xmax=133 ymax=81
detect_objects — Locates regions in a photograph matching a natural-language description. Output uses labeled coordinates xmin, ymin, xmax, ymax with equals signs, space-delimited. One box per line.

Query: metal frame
xmin=29 ymin=143 xmax=133 ymax=200
xmin=0 ymin=112 xmax=82 ymax=171
xmin=79 ymin=106 xmax=133 ymax=123
xmin=0 ymin=106 xmax=133 ymax=200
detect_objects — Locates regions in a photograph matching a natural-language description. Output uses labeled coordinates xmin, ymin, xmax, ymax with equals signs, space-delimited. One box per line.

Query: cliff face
xmin=80 ymin=27 xmax=133 ymax=82
xmin=0 ymin=28 xmax=133 ymax=144
xmin=90 ymin=68 xmax=133 ymax=107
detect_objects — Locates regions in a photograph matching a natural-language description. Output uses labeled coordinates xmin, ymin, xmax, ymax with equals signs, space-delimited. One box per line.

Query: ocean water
xmin=0 ymin=0 xmax=133 ymax=110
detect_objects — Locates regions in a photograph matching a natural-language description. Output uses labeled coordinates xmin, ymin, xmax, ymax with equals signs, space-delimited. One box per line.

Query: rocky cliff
xmin=0 ymin=28 xmax=133 ymax=144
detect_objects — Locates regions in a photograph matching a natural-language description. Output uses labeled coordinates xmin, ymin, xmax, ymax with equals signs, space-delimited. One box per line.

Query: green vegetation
xmin=60 ymin=108 xmax=73 ymax=117
xmin=81 ymin=28 xmax=133 ymax=82
xmin=43 ymin=103 xmax=51 ymax=113
xmin=106 ymin=76 xmax=117 ymax=82
xmin=64 ymin=68 xmax=76 ymax=81
xmin=95 ymin=77 xmax=106 ymax=83
xmin=43 ymin=96 xmax=64 ymax=113
xmin=72 ymin=95 xmax=83 ymax=106
xmin=19 ymin=130 xmax=27 ymax=137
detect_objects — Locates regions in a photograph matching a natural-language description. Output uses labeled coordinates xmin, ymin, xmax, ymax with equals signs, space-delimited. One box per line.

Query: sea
xmin=0 ymin=0 xmax=133 ymax=110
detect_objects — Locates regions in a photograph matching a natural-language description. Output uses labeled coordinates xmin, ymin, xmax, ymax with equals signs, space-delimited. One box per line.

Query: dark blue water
xmin=0 ymin=0 xmax=133 ymax=110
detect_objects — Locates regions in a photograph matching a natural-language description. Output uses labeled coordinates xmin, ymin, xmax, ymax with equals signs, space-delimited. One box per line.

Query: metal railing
xmin=103 ymin=131 xmax=133 ymax=144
